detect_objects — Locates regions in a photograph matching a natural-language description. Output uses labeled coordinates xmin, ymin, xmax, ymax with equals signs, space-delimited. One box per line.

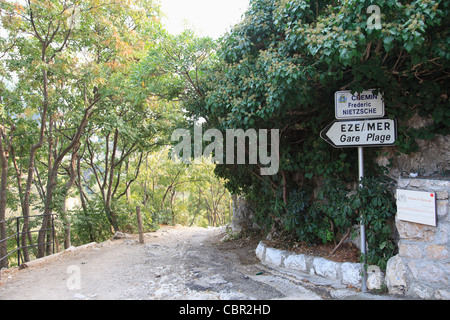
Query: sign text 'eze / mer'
xmin=320 ymin=118 xmax=397 ymax=148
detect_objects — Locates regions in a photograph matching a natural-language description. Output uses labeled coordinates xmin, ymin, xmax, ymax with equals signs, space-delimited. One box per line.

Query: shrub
xmin=284 ymin=176 xmax=397 ymax=269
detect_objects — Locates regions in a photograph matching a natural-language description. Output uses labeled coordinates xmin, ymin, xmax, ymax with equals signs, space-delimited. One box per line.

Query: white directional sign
xmin=335 ymin=90 xmax=385 ymax=119
xmin=320 ymin=118 xmax=396 ymax=148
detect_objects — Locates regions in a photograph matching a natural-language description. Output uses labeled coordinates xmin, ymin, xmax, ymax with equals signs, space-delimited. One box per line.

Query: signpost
xmin=320 ymin=90 xmax=397 ymax=292
xmin=335 ymin=89 xmax=385 ymax=119
xmin=320 ymin=118 xmax=397 ymax=148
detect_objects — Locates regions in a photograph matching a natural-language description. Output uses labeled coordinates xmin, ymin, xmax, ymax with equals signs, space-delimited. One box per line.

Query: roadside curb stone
xmin=256 ymin=241 xmax=363 ymax=287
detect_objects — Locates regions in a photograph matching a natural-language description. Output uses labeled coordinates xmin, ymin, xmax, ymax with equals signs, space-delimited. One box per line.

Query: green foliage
xmin=0 ymin=0 xmax=208 ymax=264
xmin=2 ymin=0 xmax=447 ymax=267
xmin=179 ymin=0 xmax=448 ymax=267
xmin=283 ymin=177 xmax=397 ymax=269
xmin=70 ymin=200 xmax=113 ymax=246
xmin=131 ymin=148 xmax=232 ymax=227
xmin=135 ymin=30 xmax=217 ymax=107
xmin=354 ymin=177 xmax=397 ymax=269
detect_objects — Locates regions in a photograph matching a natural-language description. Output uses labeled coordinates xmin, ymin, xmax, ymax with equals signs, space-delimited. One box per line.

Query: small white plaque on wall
xmin=396 ymin=189 xmax=436 ymax=226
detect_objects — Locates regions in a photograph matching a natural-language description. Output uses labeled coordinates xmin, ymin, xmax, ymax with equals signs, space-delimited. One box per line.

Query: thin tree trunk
xmin=0 ymin=126 xmax=15 ymax=268
xmin=41 ymin=120 xmax=55 ymax=257
xmin=76 ymin=148 xmax=94 ymax=242
xmin=188 ymin=187 xmax=202 ymax=227
xmin=37 ymin=94 xmax=97 ymax=258
xmin=105 ymin=129 xmax=119 ymax=232
xmin=328 ymin=227 xmax=352 ymax=257
xmin=24 ymin=69 xmax=48 ymax=259
xmin=60 ymin=145 xmax=79 ymax=249
xmin=170 ymin=190 xmax=176 ymax=225
xmin=11 ymin=146 xmax=31 ymax=262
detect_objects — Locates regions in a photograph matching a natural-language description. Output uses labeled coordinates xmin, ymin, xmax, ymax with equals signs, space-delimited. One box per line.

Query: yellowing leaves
xmin=106 ymin=60 xmax=120 ymax=70
xmin=94 ymin=77 xmax=107 ymax=86
xmin=14 ymin=3 xmax=24 ymax=14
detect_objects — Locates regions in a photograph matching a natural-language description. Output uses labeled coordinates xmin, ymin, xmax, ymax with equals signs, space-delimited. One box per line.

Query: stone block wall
xmin=256 ymin=241 xmax=363 ymax=287
xmin=229 ymin=196 xmax=260 ymax=235
xmin=375 ymin=113 xmax=450 ymax=179
xmin=386 ymin=178 xmax=450 ymax=300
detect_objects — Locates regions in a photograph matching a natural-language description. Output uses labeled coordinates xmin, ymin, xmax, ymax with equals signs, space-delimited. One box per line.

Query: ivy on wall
xmin=184 ymin=0 xmax=449 ymax=267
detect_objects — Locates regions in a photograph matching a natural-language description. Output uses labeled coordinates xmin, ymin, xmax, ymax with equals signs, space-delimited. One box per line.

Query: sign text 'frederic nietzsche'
xmin=335 ymin=90 xmax=385 ymax=119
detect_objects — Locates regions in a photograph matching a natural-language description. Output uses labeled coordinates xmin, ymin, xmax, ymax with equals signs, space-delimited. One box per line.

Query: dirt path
xmin=0 ymin=226 xmax=326 ymax=300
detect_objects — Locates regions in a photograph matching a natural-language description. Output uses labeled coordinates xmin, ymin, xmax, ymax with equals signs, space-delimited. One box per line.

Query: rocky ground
xmin=0 ymin=225 xmax=398 ymax=301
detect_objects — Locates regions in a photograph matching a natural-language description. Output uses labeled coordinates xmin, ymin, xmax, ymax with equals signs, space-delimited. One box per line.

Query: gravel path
xmin=1 ymin=225 xmax=395 ymax=301
xmin=0 ymin=226 xmax=325 ymax=300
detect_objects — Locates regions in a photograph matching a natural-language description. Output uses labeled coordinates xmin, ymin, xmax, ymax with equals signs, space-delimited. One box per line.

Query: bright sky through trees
xmin=159 ymin=0 xmax=249 ymax=38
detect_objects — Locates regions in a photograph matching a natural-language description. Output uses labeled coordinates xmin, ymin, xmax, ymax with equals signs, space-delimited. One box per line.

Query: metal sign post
xmin=319 ymin=90 xmax=397 ymax=293
xmin=358 ymin=146 xmax=367 ymax=292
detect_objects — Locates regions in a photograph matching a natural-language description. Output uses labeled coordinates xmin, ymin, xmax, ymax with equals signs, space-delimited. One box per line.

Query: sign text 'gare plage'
xmin=320 ymin=118 xmax=397 ymax=148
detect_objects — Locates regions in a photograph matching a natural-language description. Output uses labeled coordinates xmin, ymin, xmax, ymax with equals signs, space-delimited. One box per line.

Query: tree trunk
xmin=23 ymin=68 xmax=48 ymax=259
xmin=60 ymin=146 xmax=79 ymax=249
xmin=76 ymin=149 xmax=95 ymax=242
xmin=37 ymin=95 xmax=97 ymax=258
xmin=170 ymin=190 xmax=176 ymax=225
xmin=11 ymin=147 xmax=31 ymax=262
xmin=0 ymin=128 xmax=14 ymax=269
xmin=37 ymin=120 xmax=55 ymax=258
xmin=105 ymin=129 xmax=119 ymax=232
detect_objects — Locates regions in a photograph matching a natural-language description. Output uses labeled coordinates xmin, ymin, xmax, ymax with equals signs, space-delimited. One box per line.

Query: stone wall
xmin=229 ymin=196 xmax=260 ymax=235
xmin=252 ymin=177 xmax=449 ymax=299
xmin=376 ymin=113 xmax=450 ymax=179
xmin=386 ymin=178 xmax=450 ymax=300
xmin=256 ymin=241 xmax=363 ymax=288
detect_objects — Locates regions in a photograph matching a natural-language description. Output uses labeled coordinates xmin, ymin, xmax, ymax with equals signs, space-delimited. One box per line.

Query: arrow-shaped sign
xmin=320 ymin=118 xmax=397 ymax=148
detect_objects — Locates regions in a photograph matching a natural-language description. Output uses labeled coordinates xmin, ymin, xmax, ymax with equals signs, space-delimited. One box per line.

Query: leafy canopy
xmin=174 ymin=0 xmax=449 ymax=267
